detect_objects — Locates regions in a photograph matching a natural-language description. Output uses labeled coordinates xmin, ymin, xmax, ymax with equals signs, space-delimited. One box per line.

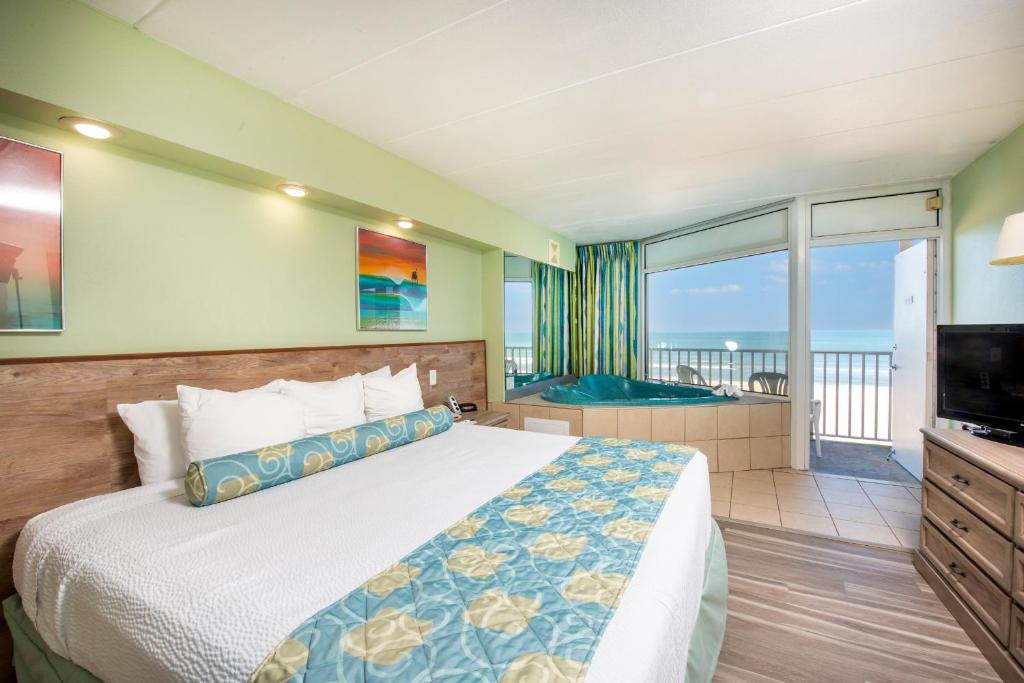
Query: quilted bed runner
xmin=251 ymin=437 xmax=697 ymax=683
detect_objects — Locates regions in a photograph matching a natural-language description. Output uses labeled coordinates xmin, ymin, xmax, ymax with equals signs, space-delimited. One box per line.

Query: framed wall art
xmin=356 ymin=227 xmax=427 ymax=331
xmin=0 ymin=136 xmax=63 ymax=332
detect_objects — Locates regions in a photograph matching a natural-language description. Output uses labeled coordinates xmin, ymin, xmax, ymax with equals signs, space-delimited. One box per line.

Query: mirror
xmin=503 ymin=253 xmax=568 ymax=399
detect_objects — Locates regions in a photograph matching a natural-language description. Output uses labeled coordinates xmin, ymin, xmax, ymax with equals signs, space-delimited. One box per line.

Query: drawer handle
xmin=949 ymin=518 xmax=968 ymax=532
xmin=948 ymin=561 xmax=967 ymax=578
xmin=951 ymin=474 xmax=970 ymax=487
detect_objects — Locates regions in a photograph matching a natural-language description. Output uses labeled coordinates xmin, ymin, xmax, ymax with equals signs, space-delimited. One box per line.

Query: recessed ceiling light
xmin=59 ymin=116 xmax=116 ymax=140
xmin=278 ymin=184 xmax=308 ymax=198
xmin=395 ymin=219 xmax=415 ymax=229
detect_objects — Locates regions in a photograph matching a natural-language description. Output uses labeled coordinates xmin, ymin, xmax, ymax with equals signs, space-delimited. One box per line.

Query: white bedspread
xmin=14 ymin=424 xmax=712 ymax=683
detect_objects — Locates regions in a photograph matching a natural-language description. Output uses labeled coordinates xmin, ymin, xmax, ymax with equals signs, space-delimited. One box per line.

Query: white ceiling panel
xmin=459 ymin=48 xmax=1024 ymax=203
xmin=500 ymin=103 xmax=1023 ymax=240
xmin=85 ymin=0 xmax=161 ymax=24
xmin=80 ymin=0 xmax=1024 ymax=243
xmin=293 ymin=0 xmax=858 ymax=141
xmin=385 ymin=0 xmax=1024 ymax=172
xmin=136 ymin=0 xmax=500 ymax=96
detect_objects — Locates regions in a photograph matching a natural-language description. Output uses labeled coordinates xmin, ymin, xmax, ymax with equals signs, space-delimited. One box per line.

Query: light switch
xmin=429 ymin=369 xmax=437 ymax=386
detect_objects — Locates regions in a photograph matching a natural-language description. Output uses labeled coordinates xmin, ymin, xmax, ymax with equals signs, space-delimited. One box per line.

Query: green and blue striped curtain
xmin=531 ymin=261 xmax=570 ymax=376
xmin=568 ymin=241 xmax=640 ymax=378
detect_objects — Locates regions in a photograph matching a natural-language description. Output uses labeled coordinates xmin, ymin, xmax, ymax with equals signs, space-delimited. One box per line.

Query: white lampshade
xmin=991 ymin=212 xmax=1024 ymax=265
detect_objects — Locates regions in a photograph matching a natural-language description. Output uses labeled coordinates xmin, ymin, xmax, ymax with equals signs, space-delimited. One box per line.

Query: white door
xmin=891 ymin=240 xmax=933 ymax=480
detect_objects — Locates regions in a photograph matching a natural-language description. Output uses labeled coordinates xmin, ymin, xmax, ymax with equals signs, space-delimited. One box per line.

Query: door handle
xmin=950 ymin=519 xmax=968 ymax=532
xmin=951 ymin=474 xmax=970 ymax=487
xmin=890 ymin=364 xmax=899 ymax=371
xmin=948 ymin=561 xmax=967 ymax=578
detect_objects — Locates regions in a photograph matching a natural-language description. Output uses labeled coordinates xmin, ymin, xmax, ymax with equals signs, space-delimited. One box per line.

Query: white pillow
xmin=277 ymin=374 xmax=366 ymax=436
xmin=177 ymin=383 xmax=306 ymax=462
xmin=363 ymin=363 xmax=424 ymax=422
xmin=117 ymin=400 xmax=187 ymax=485
xmin=276 ymin=366 xmax=392 ymax=435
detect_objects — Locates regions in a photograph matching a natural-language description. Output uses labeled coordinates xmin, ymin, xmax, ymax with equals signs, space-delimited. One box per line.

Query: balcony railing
xmin=813 ymin=350 xmax=892 ymax=442
xmin=646 ymin=347 xmax=892 ymax=442
xmin=505 ymin=346 xmax=534 ymax=374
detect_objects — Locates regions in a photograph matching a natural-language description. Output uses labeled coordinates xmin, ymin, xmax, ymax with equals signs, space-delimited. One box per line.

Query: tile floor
xmin=711 ymin=468 xmax=921 ymax=548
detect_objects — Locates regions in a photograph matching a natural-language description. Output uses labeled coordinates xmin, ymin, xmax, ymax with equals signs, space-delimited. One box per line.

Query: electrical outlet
xmin=429 ymin=369 xmax=437 ymax=386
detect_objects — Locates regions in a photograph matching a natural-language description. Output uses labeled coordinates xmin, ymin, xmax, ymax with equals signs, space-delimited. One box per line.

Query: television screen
xmin=937 ymin=324 xmax=1024 ymax=432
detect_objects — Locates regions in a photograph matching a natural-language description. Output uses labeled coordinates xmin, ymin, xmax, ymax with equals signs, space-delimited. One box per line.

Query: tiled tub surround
xmin=490 ymin=394 xmax=791 ymax=472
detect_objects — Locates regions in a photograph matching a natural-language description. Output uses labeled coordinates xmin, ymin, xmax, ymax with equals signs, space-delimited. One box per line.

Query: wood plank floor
xmin=714 ymin=520 xmax=1000 ymax=683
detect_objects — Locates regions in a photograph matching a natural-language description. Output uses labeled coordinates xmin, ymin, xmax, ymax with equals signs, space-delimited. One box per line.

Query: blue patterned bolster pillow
xmin=185 ymin=405 xmax=454 ymax=507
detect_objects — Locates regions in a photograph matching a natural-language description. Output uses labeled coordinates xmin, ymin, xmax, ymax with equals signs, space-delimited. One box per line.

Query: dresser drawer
xmin=923 ymin=480 xmax=1014 ymax=591
xmin=922 ymin=520 xmax=1011 ymax=644
xmin=925 ymin=441 xmax=1015 ymax=536
xmin=1014 ymin=549 xmax=1024 ymax=607
xmin=1013 ymin=605 xmax=1024 ymax=670
xmin=1016 ymin=492 xmax=1024 ymax=548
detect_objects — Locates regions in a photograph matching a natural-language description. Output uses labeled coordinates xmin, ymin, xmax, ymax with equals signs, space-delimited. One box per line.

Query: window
xmin=646 ymin=250 xmax=789 ymax=394
xmin=504 ymin=280 xmax=532 ymax=373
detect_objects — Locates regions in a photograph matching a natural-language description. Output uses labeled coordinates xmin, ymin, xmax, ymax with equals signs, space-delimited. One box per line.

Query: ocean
xmin=504 ymin=329 xmax=894 ymax=439
xmin=647 ymin=329 xmax=893 ymax=352
xmin=505 ymin=330 xmax=893 ymax=353
xmin=505 ymin=329 xmax=894 ymax=388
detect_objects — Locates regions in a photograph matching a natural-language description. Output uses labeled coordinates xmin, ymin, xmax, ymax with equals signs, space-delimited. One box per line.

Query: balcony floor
xmin=810 ymin=438 xmax=918 ymax=484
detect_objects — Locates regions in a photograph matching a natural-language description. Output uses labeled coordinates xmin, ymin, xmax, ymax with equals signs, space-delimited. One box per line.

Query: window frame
xmin=639 ymin=180 xmax=950 ymax=470
xmin=640 ymin=200 xmax=794 ymax=388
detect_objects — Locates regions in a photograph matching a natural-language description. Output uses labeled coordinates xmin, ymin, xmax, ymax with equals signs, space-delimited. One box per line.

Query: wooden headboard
xmin=0 ymin=339 xmax=485 ymax=677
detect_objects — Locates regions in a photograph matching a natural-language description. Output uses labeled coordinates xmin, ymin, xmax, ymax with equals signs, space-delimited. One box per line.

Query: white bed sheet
xmin=14 ymin=424 xmax=712 ymax=683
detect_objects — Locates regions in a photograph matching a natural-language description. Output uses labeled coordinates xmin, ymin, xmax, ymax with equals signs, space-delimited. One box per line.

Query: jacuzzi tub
xmin=509 ymin=371 xmax=554 ymax=388
xmin=540 ymin=374 xmax=737 ymax=406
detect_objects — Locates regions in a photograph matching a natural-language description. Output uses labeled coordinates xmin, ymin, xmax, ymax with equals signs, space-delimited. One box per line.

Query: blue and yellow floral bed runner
xmin=251 ymin=437 xmax=697 ymax=683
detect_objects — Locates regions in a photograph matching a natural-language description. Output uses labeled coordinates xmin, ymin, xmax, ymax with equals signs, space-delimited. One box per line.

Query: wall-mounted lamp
xmin=991 ymin=212 xmax=1024 ymax=265
xmin=59 ymin=116 xmax=118 ymax=140
xmin=395 ymin=219 xmax=415 ymax=229
xmin=278 ymin=184 xmax=308 ymax=198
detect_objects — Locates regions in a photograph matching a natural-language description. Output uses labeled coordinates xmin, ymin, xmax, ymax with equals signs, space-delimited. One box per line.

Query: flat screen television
xmin=937 ymin=324 xmax=1024 ymax=440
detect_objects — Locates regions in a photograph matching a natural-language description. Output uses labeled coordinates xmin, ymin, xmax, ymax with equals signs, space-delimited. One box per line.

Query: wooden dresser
xmin=917 ymin=427 xmax=1024 ymax=682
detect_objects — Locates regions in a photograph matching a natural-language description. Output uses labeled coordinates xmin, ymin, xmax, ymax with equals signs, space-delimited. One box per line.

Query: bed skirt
xmin=3 ymin=520 xmax=727 ymax=683
xmin=687 ymin=519 xmax=728 ymax=683
xmin=3 ymin=595 xmax=100 ymax=683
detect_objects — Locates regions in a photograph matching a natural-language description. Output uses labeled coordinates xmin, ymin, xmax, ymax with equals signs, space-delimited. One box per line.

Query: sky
xmin=505 ymin=240 xmax=900 ymax=341
xmin=357 ymin=229 xmax=427 ymax=284
xmin=505 ymin=281 xmax=532 ymax=336
xmin=644 ymin=240 xmax=899 ymax=333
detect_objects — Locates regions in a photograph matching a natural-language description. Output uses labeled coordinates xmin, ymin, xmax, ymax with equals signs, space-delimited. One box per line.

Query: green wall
xmin=0 ymin=0 xmax=574 ymax=268
xmin=482 ymin=250 xmax=506 ymax=403
xmin=952 ymin=123 xmax=1024 ymax=323
xmin=0 ymin=114 xmax=482 ymax=358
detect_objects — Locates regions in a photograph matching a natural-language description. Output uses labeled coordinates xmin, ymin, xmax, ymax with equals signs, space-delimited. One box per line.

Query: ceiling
xmin=83 ymin=0 xmax=1024 ymax=243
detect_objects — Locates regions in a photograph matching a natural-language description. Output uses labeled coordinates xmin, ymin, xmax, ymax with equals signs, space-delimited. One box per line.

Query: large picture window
xmin=646 ymin=250 xmax=789 ymax=395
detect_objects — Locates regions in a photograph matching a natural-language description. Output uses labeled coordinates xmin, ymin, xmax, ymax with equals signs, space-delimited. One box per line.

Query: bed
xmin=8 ymin=422 xmax=725 ymax=682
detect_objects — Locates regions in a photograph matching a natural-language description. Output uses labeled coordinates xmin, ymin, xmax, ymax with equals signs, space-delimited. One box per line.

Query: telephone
xmin=446 ymin=396 xmax=479 ymax=416
xmin=446 ymin=396 xmax=461 ymax=416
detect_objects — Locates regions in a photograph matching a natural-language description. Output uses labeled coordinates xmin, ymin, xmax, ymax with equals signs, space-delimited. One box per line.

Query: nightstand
xmin=458 ymin=410 xmax=510 ymax=428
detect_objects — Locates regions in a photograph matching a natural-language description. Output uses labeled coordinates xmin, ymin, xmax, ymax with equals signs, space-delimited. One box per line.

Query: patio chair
xmin=749 ymin=372 xmax=823 ymax=458
xmin=676 ymin=364 xmax=708 ymax=386
xmin=811 ymin=398 xmax=823 ymax=458
xmin=504 ymin=359 xmax=518 ymax=374
xmin=748 ymin=371 xmax=788 ymax=395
